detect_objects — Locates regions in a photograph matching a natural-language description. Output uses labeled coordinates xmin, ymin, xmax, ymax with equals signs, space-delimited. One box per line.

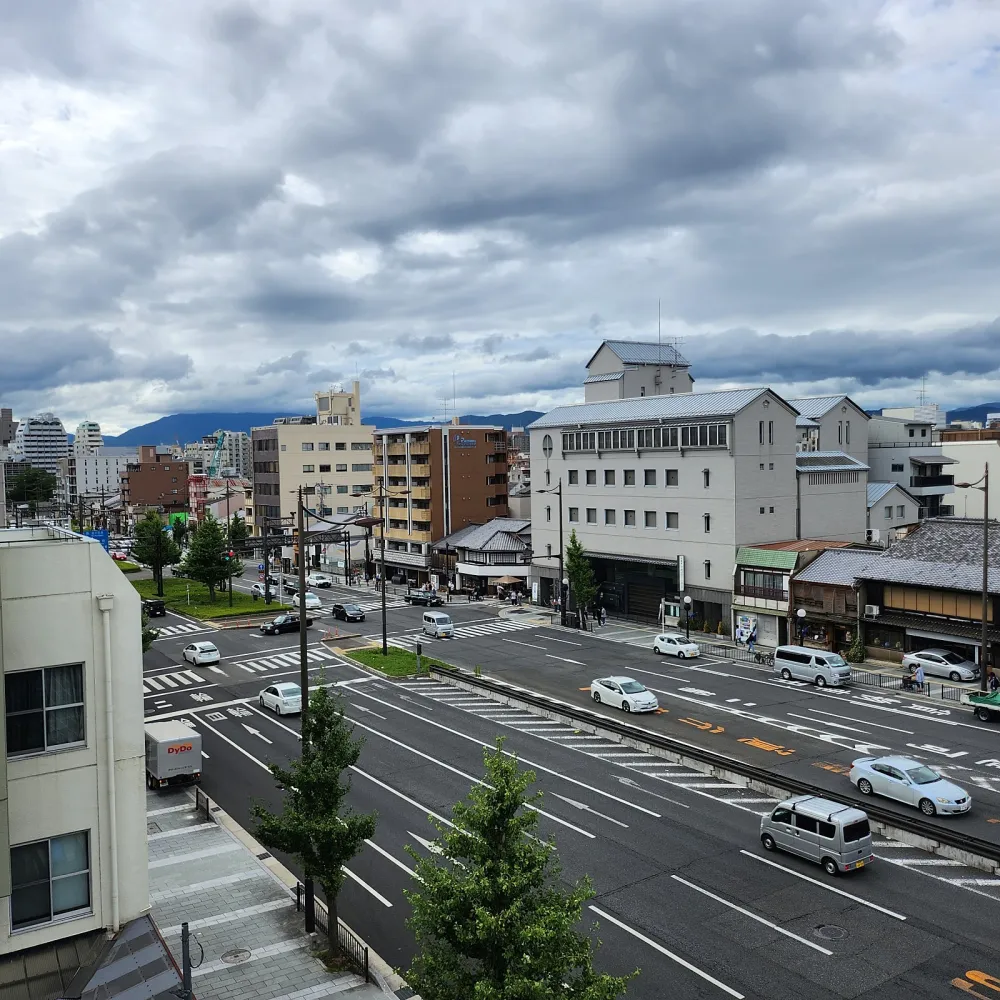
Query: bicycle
xmin=753 ymin=651 xmax=774 ymax=667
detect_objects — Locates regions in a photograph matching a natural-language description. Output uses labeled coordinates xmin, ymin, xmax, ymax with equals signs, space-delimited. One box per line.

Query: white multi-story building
xmin=72 ymin=421 xmax=104 ymax=455
xmin=58 ymin=448 xmax=138 ymax=506
xmin=584 ymin=340 xmax=694 ymax=402
xmin=788 ymin=395 xmax=870 ymax=463
xmin=867 ymin=415 xmax=956 ymax=518
xmin=0 ymin=525 xmax=148 ymax=956
xmin=12 ymin=414 xmax=69 ymax=475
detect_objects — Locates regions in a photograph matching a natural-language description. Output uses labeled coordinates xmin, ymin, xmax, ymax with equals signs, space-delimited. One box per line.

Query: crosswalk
xmin=143 ymin=668 xmax=208 ymax=694
xmin=389 ymin=617 xmax=542 ymax=649
xmin=231 ymin=645 xmax=340 ymax=674
xmin=154 ymin=622 xmax=217 ymax=638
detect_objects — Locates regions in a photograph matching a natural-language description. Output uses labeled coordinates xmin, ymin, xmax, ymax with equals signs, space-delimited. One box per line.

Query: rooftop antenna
xmin=917 ymin=375 xmax=928 ymax=407
xmin=658 ymin=299 xmax=662 ymax=364
xmin=453 ymin=371 xmax=457 ymax=422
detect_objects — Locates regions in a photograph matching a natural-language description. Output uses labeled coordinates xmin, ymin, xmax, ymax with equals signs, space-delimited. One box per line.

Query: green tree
xmin=131 ymin=511 xmax=181 ymax=598
xmin=141 ymin=609 xmax=158 ymax=652
xmin=405 ymin=739 xmax=633 ymax=1000
xmin=846 ymin=629 xmax=866 ymax=663
xmin=229 ymin=512 xmax=249 ymax=546
xmin=252 ymin=686 xmax=376 ymax=957
xmin=181 ymin=512 xmax=228 ymax=601
xmin=171 ymin=518 xmax=188 ymax=547
xmin=6 ymin=467 xmax=58 ymax=512
xmin=565 ymin=529 xmax=598 ymax=625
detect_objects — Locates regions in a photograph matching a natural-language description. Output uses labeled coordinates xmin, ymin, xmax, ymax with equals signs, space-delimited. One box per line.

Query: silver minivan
xmin=422 ymin=611 xmax=455 ymax=638
xmin=773 ymin=645 xmax=852 ymax=687
xmin=760 ymin=795 xmax=874 ymax=876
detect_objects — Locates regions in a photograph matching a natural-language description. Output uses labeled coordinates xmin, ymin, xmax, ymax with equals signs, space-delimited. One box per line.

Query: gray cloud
xmin=394 ymin=333 xmax=455 ymax=353
xmin=257 ymin=350 xmax=309 ymax=375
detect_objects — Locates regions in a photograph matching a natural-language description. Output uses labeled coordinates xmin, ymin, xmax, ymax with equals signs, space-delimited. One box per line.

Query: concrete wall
xmin=814 ymin=403 xmax=869 ymax=464
xmin=621 ymin=367 xmax=694 ymax=399
xmin=931 ymin=438 xmax=1000 ymax=518
xmin=799 ymin=474 xmax=868 ymax=542
xmin=867 ymin=485 xmax=921 ymax=536
xmin=0 ymin=529 xmax=148 ymax=954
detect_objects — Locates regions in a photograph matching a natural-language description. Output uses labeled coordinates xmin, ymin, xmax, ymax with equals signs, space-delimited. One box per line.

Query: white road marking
xmin=545 ymin=636 xmax=582 ymax=646
xmin=365 ymin=839 xmax=418 ymax=879
xmin=341 ymin=865 xmax=393 ymax=907
xmin=891 ymin=858 xmax=965 ymax=866
xmin=502 ymin=638 xmax=548 ymax=650
xmin=805 ymin=708 xmax=914 ymax=735
xmin=787 ymin=713 xmax=870 ymax=735
xmin=546 ymin=654 xmax=585 ymax=665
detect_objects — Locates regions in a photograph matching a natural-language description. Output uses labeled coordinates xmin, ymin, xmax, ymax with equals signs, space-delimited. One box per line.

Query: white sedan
xmin=182 ymin=641 xmax=220 ymax=665
xmin=901 ymin=648 xmax=979 ymax=683
xmin=306 ymin=573 xmax=333 ymax=588
xmin=850 ymin=755 xmax=971 ymax=816
xmin=259 ymin=682 xmax=302 ymax=716
xmin=292 ymin=591 xmax=323 ymax=611
xmin=653 ymin=632 xmax=700 ymax=658
xmin=590 ymin=676 xmax=659 ymax=713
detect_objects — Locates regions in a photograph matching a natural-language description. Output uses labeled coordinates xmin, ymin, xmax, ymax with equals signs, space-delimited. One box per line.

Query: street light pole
xmin=296 ymin=487 xmax=309 ymax=728
xmin=683 ymin=595 xmax=692 ymax=640
xmin=956 ymin=464 xmax=992 ymax=692
xmin=535 ymin=480 xmax=566 ymax=626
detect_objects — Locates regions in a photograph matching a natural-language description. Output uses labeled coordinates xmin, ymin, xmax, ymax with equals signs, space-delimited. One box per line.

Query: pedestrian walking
xmin=989 ymin=671 xmax=999 ymax=693
xmin=747 ymin=628 xmax=756 ymax=655
xmin=914 ymin=663 xmax=925 ymax=693
xmin=599 ymin=606 xmax=607 ymax=627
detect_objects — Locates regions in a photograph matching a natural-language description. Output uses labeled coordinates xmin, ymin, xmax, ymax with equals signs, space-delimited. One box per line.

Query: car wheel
xmin=761 ymin=833 xmax=776 ymax=852
xmin=592 ymin=691 xmax=601 ymax=703
xmin=949 ymin=671 xmax=961 ymax=682
xmin=622 ymin=702 xmax=631 ymax=713
xmin=653 ymin=646 xmax=662 ymax=655
xmin=780 ymin=668 xmax=792 ymax=680
xmin=822 ymin=857 xmax=839 ymax=877
xmin=919 ymin=798 xmax=936 ymax=816
xmin=815 ymin=675 xmax=827 ymax=687
xmin=977 ymin=707 xmax=993 ymax=722
xmin=276 ymin=704 xmax=283 ymax=716
xmin=857 ymin=778 xmax=873 ymax=796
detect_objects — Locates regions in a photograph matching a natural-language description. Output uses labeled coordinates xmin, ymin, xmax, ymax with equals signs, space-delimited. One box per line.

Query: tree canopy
xmin=131 ymin=511 xmax=181 ymax=598
xmin=565 ymin=529 xmax=598 ymax=623
xmin=180 ymin=512 xmax=229 ymax=601
xmin=5 ymin=467 xmax=58 ymax=511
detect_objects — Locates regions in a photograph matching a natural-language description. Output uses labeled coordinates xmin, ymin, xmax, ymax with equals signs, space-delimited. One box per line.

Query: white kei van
xmin=422 ymin=611 xmax=455 ymax=638
xmin=773 ymin=645 xmax=852 ymax=687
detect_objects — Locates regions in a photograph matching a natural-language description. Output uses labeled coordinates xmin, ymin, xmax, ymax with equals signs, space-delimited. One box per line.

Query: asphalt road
xmin=142 ymin=586 xmax=1000 ymax=1000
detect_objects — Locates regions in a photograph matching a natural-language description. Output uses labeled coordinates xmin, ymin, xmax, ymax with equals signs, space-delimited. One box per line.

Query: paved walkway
xmin=146 ymin=788 xmax=385 ymax=1000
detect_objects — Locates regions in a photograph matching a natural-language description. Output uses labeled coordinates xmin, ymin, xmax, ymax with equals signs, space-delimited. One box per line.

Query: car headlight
xmin=936 ymin=797 xmax=953 ymax=804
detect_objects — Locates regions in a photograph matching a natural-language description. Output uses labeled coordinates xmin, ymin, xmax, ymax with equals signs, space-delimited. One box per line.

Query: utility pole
xmin=226 ymin=480 xmax=234 ymax=606
xmin=956 ymin=463 xmax=992 ymax=692
xmin=535 ymin=479 xmax=566 ymax=626
xmin=378 ymin=482 xmax=388 ymax=654
xmin=295 ymin=486 xmax=315 ymax=930
xmin=343 ymin=531 xmax=351 ymax=587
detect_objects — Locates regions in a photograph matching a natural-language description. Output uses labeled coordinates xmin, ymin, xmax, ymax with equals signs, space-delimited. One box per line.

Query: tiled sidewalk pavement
xmin=146 ymin=788 xmax=386 ymax=999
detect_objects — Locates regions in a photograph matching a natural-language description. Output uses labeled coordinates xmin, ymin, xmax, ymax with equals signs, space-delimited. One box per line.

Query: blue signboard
xmin=452 ymin=434 xmax=478 ymax=448
xmin=83 ymin=529 xmax=110 ymax=551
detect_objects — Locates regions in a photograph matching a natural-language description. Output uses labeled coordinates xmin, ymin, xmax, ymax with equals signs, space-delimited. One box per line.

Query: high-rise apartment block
xmin=12 ymin=414 xmax=68 ymax=475
xmin=72 ymin=421 xmax=104 ymax=455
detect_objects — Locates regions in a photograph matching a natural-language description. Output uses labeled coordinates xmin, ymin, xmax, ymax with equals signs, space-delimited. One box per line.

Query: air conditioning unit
xmin=864 ymin=604 xmax=880 ymax=617
xmin=865 ymin=529 xmax=880 ymax=544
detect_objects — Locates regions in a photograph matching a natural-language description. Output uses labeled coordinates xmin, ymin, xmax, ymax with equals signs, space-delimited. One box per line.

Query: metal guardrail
xmin=428 ymin=666 xmax=1000 ymax=865
xmin=311 ymin=896 xmax=370 ymax=982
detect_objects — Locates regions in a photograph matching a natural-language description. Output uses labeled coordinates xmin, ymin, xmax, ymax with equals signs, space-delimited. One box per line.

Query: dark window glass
xmin=794 ymin=814 xmax=818 ymax=834
xmin=771 ymin=808 xmax=792 ymax=824
xmin=818 ymin=821 xmax=836 ymax=840
xmin=843 ymin=819 xmax=871 ymax=842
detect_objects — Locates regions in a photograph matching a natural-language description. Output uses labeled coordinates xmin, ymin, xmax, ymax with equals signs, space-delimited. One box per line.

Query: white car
xmin=182 ymin=641 xmax=220 ymax=665
xmin=590 ymin=676 xmax=659 ymax=713
xmin=306 ymin=573 xmax=333 ymax=588
xmin=850 ymin=755 xmax=971 ymax=816
xmin=292 ymin=591 xmax=322 ymax=611
xmin=901 ymin=648 xmax=979 ymax=683
xmin=653 ymin=633 xmax=700 ymax=658
xmin=259 ymin=682 xmax=302 ymax=716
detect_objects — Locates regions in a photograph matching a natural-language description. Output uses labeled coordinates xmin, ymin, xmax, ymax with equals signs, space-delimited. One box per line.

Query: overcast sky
xmin=2 ymin=0 xmax=999 ymax=434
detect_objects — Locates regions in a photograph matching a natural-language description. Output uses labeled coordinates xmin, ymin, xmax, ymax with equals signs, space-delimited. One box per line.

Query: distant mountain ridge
xmin=103 ymin=409 xmax=544 ymax=446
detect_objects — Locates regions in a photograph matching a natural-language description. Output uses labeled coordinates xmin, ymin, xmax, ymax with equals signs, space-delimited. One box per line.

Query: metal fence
xmin=309 ymin=893 xmax=369 ymax=982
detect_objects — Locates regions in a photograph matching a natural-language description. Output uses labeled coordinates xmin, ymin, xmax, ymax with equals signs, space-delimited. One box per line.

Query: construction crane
xmin=207 ymin=431 xmax=226 ymax=478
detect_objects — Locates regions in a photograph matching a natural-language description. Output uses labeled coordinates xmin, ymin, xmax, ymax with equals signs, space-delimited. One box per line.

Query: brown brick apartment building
xmin=120 ymin=446 xmax=190 ymax=518
xmin=372 ymin=423 xmax=508 ymax=585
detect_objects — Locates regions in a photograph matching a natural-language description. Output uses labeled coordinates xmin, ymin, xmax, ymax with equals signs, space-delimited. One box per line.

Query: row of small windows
xmin=550 ymin=507 xmax=711 ymax=532
xmin=561 ymin=423 xmax=728 ymax=453
xmin=302 ymin=463 xmax=372 ymax=474
xmin=300 ymin=441 xmax=373 ymax=452
xmin=565 ymin=468 xmax=708 ymax=488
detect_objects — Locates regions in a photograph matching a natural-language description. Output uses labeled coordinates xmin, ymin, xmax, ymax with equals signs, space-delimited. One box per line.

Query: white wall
xmin=934 ymin=439 xmax=1000 ymax=518
xmin=798 ymin=474 xmax=868 ymax=542
xmin=0 ymin=531 xmax=148 ymax=953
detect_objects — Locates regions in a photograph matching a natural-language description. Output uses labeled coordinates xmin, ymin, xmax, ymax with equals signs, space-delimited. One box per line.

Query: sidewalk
xmin=146 ymin=787 xmax=387 ymax=1000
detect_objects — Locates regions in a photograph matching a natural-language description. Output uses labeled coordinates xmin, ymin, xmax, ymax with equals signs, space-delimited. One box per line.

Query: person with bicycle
xmin=747 ymin=627 xmax=757 ymax=656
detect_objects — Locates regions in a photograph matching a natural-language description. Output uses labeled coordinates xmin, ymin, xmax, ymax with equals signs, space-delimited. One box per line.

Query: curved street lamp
xmin=683 ymin=595 xmax=693 ymax=640
xmin=796 ymin=607 xmax=806 ymax=645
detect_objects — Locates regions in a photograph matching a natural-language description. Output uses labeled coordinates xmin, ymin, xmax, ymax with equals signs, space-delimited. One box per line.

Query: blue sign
xmin=83 ymin=529 xmax=110 ymax=551
xmin=452 ymin=434 xmax=478 ymax=448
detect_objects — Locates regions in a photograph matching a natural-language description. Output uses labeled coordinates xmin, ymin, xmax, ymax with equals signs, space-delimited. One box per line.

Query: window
xmin=818 ymin=820 xmax=836 ymax=840
xmin=908 ymin=428 xmax=915 ymax=438
xmin=703 ymin=513 xmax=711 ymax=533
xmin=794 ymin=814 xmax=818 ymax=834
xmin=546 ymin=506 xmax=552 ymax=522
xmin=318 ymin=442 xmax=330 ymax=451
xmin=546 ymin=544 xmax=552 ymax=558
xmin=760 ymin=507 xmax=765 ymax=514
xmin=921 ymin=428 xmax=927 ymax=437
xmin=843 ymin=819 xmax=871 ymax=842
xmin=569 ymin=507 xmax=579 ymax=522
xmin=665 ymin=469 xmax=678 ymax=487
xmin=6 ymin=665 xmax=85 ymax=756
xmin=644 ymin=511 xmax=657 ymax=528
xmin=568 ymin=470 xmax=579 ymax=485
xmin=586 ymin=470 xmax=597 ymax=485
xmin=352 ymin=485 xmax=368 ymax=494
xmin=644 ymin=469 xmax=656 ymax=486
xmin=280 ymin=444 xmax=287 ymax=451
xmin=768 ymin=420 xmax=773 ymax=445
xmin=703 ymin=469 xmax=710 ymax=489
xmin=337 ymin=485 xmax=348 ymax=494
xmin=759 ymin=421 xmax=764 ymax=445
xmin=302 ymin=442 xmax=314 ymax=451
xmin=665 ymin=512 xmax=679 ymax=529
xmin=624 ymin=469 xmax=636 ymax=486
xmin=897 ymin=504 xmax=905 ymax=518
xmin=845 ymin=421 xmax=851 ymax=446
xmin=704 ymin=560 xmax=711 ymax=579
xmin=319 ymin=464 xmax=331 ymax=473
xmin=604 ymin=509 xmax=616 ymax=525
xmin=769 ymin=506 xmax=774 ymax=514
xmin=545 ymin=469 xmax=551 ymax=486
xmin=769 ymin=463 xmax=774 ymax=470
xmin=352 ymin=463 xmax=372 ymax=472
xmin=337 ymin=506 xmax=349 ymax=514
xmin=336 ymin=442 xmax=347 ymax=450
xmin=759 ymin=463 xmax=764 ymax=470
xmin=838 ymin=421 xmax=843 ymax=445
xmin=351 ymin=441 xmax=372 ymax=451
xmin=771 ymin=808 xmax=792 ymax=825
xmin=586 ymin=508 xmax=597 ymax=524
xmin=171 ymin=477 xmax=177 ymax=483
xmin=624 ymin=510 xmax=636 ymax=526
xmin=604 ymin=470 xmax=615 ymax=486
xmin=892 ymin=463 xmax=904 ymax=472
xmin=640 ymin=386 xmax=645 ymax=396
xmin=884 ymin=505 xmax=893 ymax=519
xmin=11 ymin=831 xmax=91 ymax=931
xmin=302 ymin=464 xmax=315 ymax=473
xmin=336 ymin=463 xmax=348 ymax=472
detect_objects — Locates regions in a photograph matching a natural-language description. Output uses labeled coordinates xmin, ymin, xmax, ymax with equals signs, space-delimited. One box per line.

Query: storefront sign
xmin=452 ymin=434 xmax=477 ymax=448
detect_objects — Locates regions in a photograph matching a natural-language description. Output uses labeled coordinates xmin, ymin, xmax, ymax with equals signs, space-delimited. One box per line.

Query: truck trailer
xmin=144 ymin=721 xmax=203 ymax=789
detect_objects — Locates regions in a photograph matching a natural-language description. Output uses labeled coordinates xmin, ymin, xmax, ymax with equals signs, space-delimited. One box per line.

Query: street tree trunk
xmin=324 ymin=884 xmax=339 ymax=957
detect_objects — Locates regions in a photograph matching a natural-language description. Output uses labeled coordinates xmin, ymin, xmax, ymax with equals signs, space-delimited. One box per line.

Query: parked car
xmin=142 ymin=599 xmax=167 ymax=618
xmin=259 ymin=614 xmax=310 ymax=635
xmin=111 ymin=550 xmax=129 ymax=561
xmin=283 ymin=579 xmax=300 ymax=595
xmin=182 ymin=641 xmax=221 ymax=665
xmin=292 ymin=591 xmax=322 ymax=611
xmin=850 ymin=755 xmax=971 ymax=816
xmin=652 ymin=633 xmax=700 ymax=658
xmin=259 ymin=682 xmax=302 ymax=716
xmin=902 ymin=648 xmax=979 ymax=683
xmin=404 ymin=588 xmax=444 ymax=607
xmin=332 ymin=603 xmax=365 ymax=622
xmin=590 ymin=676 xmax=659 ymax=713
xmin=306 ymin=572 xmax=333 ymax=588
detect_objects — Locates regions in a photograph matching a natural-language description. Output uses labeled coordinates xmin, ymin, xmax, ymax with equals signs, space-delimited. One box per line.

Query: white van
xmin=773 ymin=645 xmax=852 ymax=687
xmin=422 ymin=611 xmax=455 ymax=638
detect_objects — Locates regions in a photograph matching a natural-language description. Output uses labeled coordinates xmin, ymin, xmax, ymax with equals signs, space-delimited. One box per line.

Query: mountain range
xmin=102 ymin=410 xmax=544 ymax=446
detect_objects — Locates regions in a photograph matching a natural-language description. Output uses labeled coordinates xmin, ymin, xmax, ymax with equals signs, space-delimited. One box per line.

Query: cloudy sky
xmin=2 ymin=0 xmax=999 ymax=434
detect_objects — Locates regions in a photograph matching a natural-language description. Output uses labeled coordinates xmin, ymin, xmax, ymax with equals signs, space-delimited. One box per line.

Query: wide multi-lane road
xmin=142 ymin=591 xmax=1000 ymax=999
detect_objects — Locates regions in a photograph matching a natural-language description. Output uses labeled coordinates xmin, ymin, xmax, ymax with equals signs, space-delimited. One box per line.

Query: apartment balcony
xmin=910 ymin=474 xmax=954 ymax=489
xmin=735 ymin=585 xmax=789 ymax=602
xmin=409 ymin=486 xmax=432 ymax=500
xmin=409 ymin=463 xmax=431 ymax=478
xmin=732 ymin=586 xmax=789 ymax=613
xmin=918 ymin=505 xmax=955 ymax=519
xmin=409 ymin=450 xmax=430 ymax=463
xmin=385 ymin=443 xmax=407 ymax=457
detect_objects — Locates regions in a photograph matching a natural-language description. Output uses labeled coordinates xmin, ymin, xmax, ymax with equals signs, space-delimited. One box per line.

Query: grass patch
xmin=346 ymin=646 xmax=455 ymax=677
xmin=117 ymin=561 xmax=142 ymax=573
xmin=131 ymin=577 xmax=291 ymax=619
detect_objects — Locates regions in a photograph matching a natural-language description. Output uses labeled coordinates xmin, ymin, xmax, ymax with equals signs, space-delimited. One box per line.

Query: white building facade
xmin=867 ymin=415 xmax=956 ymax=518
xmin=72 ymin=422 xmax=104 ymax=456
xmin=58 ymin=449 xmax=137 ymax=506
xmin=13 ymin=414 xmax=69 ymax=475
xmin=0 ymin=526 xmax=148 ymax=954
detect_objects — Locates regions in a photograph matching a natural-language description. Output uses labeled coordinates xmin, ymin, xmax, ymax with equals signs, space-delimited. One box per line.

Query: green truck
xmin=962 ymin=690 xmax=1000 ymax=722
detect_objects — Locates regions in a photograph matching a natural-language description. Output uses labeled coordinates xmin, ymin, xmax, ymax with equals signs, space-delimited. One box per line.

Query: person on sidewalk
xmin=599 ymin=606 xmax=607 ymax=627
xmin=747 ymin=628 xmax=757 ymax=655
xmin=914 ymin=663 xmax=925 ymax=693
xmin=990 ymin=671 xmax=999 ymax=694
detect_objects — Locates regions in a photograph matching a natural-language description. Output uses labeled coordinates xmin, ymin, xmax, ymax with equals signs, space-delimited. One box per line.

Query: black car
xmin=283 ymin=579 xmax=300 ymax=595
xmin=332 ymin=603 xmax=366 ymax=622
xmin=404 ymin=589 xmax=444 ymax=607
xmin=259 ymin=614 xmax=312 ymax=635
xmin=142 ymin=599 xmax=167 ymax=618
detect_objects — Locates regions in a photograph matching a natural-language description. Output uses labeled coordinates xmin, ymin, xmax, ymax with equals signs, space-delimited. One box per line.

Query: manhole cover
xmin=146 ymin=822 xmax=161 ymax=836
xmin=814 ymin=925 xmax=848 ymax=941
xmin=221 ymin=948 xmax=252 ymax=965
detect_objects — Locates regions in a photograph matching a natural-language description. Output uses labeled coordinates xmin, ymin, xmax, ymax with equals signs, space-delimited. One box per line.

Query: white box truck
xmin=144 ymin=721 xmax=203 ymax=789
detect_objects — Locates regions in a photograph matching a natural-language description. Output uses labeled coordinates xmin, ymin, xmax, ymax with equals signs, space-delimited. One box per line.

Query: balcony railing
xmin=734 ymin=586 xmax=789 ymax=602
xmin=910 ymin=474 xmax=954 ymax=488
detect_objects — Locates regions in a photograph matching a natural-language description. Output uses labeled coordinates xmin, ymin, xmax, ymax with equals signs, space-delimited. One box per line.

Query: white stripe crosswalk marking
xmin=158 ymin=675 xmax=179 ymax=688
xmin=274 ymin=653 xmax=300 ymax=665
xmin=182 ymin=670 xmax=206 ymax=684
xmin=144 ymin=676 xmax=164 ymax=691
